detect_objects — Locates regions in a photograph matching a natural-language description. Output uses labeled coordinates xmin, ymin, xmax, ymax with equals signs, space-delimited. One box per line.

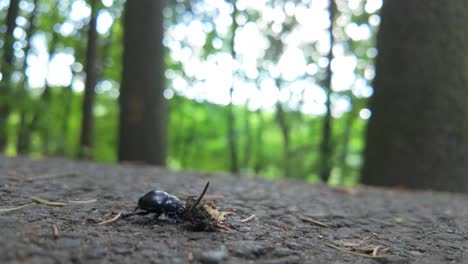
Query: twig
xmin=324 ymin=242 xmax=385 ymax=259
xmin=301 ymin=217 xmax=330 ymax=228
xmin=30 ymin=196 xmax=66 ymax=207
xmin=221 ymin=211 xmax=237 ymax=217
xmin=68 ymin=199 xmax=97 ymax=204
xmin=216 ymin=223 xmax=232 ymax=231
xmin=52 ymin=225 xmax=59 ymax=239
xmin=186 ymin=182 xmax=210 ymax=213
xmin=97 ymin=213 xmax=122 ymax=225
xmin=0 ymin=204 xmax=30 ymax=213
xmin=240 ymin=214 xmax=256 ymax=223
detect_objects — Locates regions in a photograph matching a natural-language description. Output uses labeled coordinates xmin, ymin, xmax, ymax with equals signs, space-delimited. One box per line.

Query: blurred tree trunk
xmin=227 ymin=0 xmax=239 ymax=174
xmin=79 ymin=0 xmax=100 ymax=159
xmin=319 ymin=0 xmax=336 ymax=183
xmin=119 ymin=0 xmax=167 ymax=165
xmin=31 ymin=28 xmax=58 ymax=154
xmin=274 ymin=81 xmax=291 ymax=177
xmin=253 ymin=108 xmax=264 ymax=174
xmin=336 ymin=103 xmax=356 ymax=184
xmin=242 ymin=106 xmax=252 ymax=170
xmin=0 ymin=0 xmax=20 ymax=151
xmin=362 ymin=0 xmax=468 ymax=192
xmin=17 ymin=0 xmax=39 ymax=154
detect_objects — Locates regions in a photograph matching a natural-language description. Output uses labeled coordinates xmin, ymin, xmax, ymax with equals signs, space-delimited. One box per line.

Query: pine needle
xmin=0 ymin=204 xmax=30 ymax=213
xmin=97 ymin=213 xmax=122 ymax=225
xmin=324 ymin=242 xmax=385 ymax=259
xmin=30 ymin=196 xmax=66 ymax=206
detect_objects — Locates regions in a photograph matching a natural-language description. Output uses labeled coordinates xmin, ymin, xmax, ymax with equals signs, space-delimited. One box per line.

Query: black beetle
xmin=137 ymin=190 xmax=185 ymax=219
xmin=120 ymin=182 xmax=210 ymax=224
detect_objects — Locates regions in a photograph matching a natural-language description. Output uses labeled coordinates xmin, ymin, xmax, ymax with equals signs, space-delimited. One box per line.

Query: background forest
xmin=1 ymin=0 xmax=466 ymax=191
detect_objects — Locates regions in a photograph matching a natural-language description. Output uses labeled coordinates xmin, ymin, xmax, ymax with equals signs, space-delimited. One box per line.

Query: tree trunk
xmin=227 ymin=0 xmax=239 ymax=174
xmin=253 ymin=108 xmax=264 ymax=174
xmin=242 ymin=106 xmax=252 ymax=169
xmin=79 ymin=0 xmax=99 ymax=159
xmin=319 ymin=0 xmax=336 ymax=183
xmin=16 ymin=0 xmax=39 ymax=154
xmin=27 ymin=26 xmax=59 ymax=155
xmin=362 ymin=0 xmax=468 ymax=192
xmin=119 ymin=0 xmax=167 ymax=165
xmin=336 ymin=105 xmax=356 ymax=184
xmin=0 ymin=0 xmax=20 ymax=151
xmin=275 ymin=96 xmax=291 ymax=177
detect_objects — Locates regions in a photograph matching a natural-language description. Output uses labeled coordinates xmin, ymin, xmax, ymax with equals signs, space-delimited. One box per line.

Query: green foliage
xmin=0 ymin=0 xmax=382 ymax=186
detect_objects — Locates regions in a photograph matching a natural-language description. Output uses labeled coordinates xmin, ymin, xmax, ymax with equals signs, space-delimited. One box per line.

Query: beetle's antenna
xmin=186 ymin=182 xmax=210 ymax=213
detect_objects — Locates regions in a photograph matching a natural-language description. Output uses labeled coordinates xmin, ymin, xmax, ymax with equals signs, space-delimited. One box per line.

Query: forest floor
xmin=1 ymin=156 xmax=468 ymax=263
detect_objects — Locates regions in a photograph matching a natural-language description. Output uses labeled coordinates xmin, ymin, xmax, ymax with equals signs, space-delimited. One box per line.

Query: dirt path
xmin=1 ymin=156 xmax=467 ymax=263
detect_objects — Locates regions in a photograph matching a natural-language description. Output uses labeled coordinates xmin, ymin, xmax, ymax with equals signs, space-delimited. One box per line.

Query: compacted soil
xmin=1 ymin=156 xmax=467 ymax=263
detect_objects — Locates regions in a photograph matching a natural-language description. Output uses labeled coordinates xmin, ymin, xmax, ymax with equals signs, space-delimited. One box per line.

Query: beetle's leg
xmin=152 ymin=212 xmax=162 ymax=219
xmin=160 ymin=216 xmax=177 ymax=224
xmin=121 ymin=211 xmax=151 ymax=218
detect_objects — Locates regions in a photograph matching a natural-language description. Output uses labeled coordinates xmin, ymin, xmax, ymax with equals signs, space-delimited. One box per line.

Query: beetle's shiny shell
xmin=138 ymin=190 xmax=184 ymax=216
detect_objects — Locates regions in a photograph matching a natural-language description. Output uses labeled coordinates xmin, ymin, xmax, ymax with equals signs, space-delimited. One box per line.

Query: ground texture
xmin=1 ymin=156 xmax=468 ymax=263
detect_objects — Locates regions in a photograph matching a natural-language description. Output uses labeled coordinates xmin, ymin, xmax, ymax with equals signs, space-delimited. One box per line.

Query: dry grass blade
xmin=97 ymin=213 xmax=122 ymax=225
xmin=372 ymin=245 xmax=388 ymax=257
xmin=0 ymin=204 xmax=30 ymax=213
xmin=301 ymin=217 xmax=330 ymax=228
xmin=324 ymin=242 xmax=385 ymax=259
xmin=240 ymin=214 xmax=256 ymax=223
xmin=68 ymin=199 xmax=97 ymax=204
xmin=30 ymin=196 xmax=66 ymax=206
xmin=34 ymin=171 xmax=78 ymax=180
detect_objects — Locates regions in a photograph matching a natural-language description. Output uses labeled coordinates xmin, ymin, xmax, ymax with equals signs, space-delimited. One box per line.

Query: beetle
xmin=136 ymin=190 xmax=185 ymax=219
xmin=98 ymin=182 xmax=233 ymax=231
xmin=121 ymin=182 xmax=210 ymax=222
xmin=117 ymin=182 xmax=210 ymax=227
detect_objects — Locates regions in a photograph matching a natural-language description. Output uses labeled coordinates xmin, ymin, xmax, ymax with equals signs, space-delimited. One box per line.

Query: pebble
xmin=286 ymin=242 xmax=304 ymax=250
xmin=198 ymin=245 xmax=228 ymax=264
xmin=258 ymin=256 xmax=302 ymax=264
xmin=272 ymin=248 xmax=299 ymax=257
xmin=230 ymin=241 xmax=270 ymax=257
xmin=243 ymin=233 xmax=257 ymax=240
xmin=85 ymin=247 xmax=108 ymax=259
xmin=238 ymin=226 xmax=252 ymax=232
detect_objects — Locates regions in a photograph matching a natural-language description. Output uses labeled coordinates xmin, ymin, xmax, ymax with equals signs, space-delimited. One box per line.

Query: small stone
xmin=113 ymin=247 xmax=132 ymax=255
xmin=272 ymin=248 xmax=299 ymax=257
xmin=230 ymin=241 xmax=270 ymax=257
xmin=85 ymin=247 xmax=108 ymax=259
xmin=243 ymin=233 xmax=257 ymax=240
xmin=258 ymin=256 xmax=302 ymax=264
xmin=238 ymin=226 xmax=252 ymax=232
xmin=198 ymin=245 xmax=228 ymax=264
xmin=286 ymin=242 xmax=304 ymax=250
xmin=58 ymin=238 xmax=81 ymax=249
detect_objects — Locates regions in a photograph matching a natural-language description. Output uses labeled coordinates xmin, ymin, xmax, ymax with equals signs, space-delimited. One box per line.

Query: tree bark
xmin=362 ymin=0 xmax=468 ymax=192
xmin=227 ymin=0 xmax=239 ymax=174
xmin=16 ymin=0 xmax=39 ymax=154
xmin=79 ymin=0 xmax=100 ymax=159
xmin=0 ymin=0 xmax=20 ymax=151
xmin=119 ymin=0 xmax=167 ymax=165
xmin=319 ymin=0 xmax=336 ymax=183
xmin=275 ymin=91 xmax=291 ymax=177
xmin=253 ymin=108 xmax=264 ymax=174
